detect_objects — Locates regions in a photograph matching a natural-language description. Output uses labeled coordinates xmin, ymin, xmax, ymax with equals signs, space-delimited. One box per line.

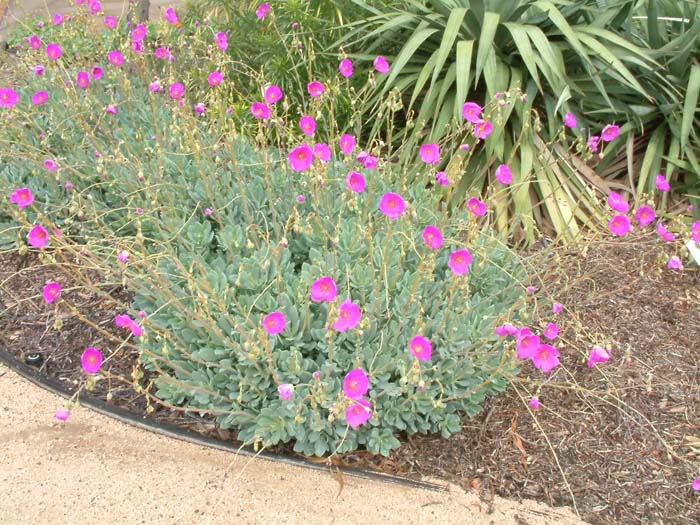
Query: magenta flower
xmin=307 ymin=81 xmax=324 ymax=97
xmin=378 ymin=192 xmax=406 ymax=220
xmin=164 ymin=6 xmax=179 ymax=24
xmin=655 ymin=173 xmax=670 ymax=192
xmin=495 ymin=323 xmax=518 ymax=336
xmin=516 ymin=333 xmax=540 ymax=359
xmin=692 ymin=221 xmax=700 ymax=243
xmin=634 ymin=205 xmax=656 ymax=227
xmin=409 ymin=335 xmax=433 ymax=361
xmin=250 ymin=102 xmax=270 ymax=119
xmin=655 ymin=222 xmax=675 ymax=242
xmin=461 ymin=102 xmax=482 ymax=123
xmin=194 ymin=103 xmax=205 ymax=115
xmin=91 ymin=66 xmax=103 ymax=80
xmin=343 ymin=368 xmax=369 ymax=399
xmin=76 ymin=71 xmax=90 ymax=89
xmin=0 ymin=88 xmax=19 ymax=108
xmin=313 ymin=143 xmax=331 ymax=162
xmin=288 ymin=144 xmax=314 ymax=172
xmin=601 ymin=124 xmax=620 ymax=142
xmin=310 ymin=276 xmax=337 ymax=302
xmin=149 ymin=81 xmax=161 ymax=92
xmin=28 ymin=35 xmax=42 ymax=50
xmin=46 ymin=43 xmax=62 ymax=61
xmin=277 ymin=383 xmax=293 ymax=400
xmin=42 ymin=281 xmax=61 ymax=304
xmin=117 ymin=250 xmax=129 ymax=263
xmin=419 ymin=143 xmax=440 ymax=164
xmin=264 ymin=85 xmax=283 ymax=104
xmin=131 ymin=23 xmax=147 ymax=42
xmin=467 ymin=197 xmax=487 ymax=217
xmin=107 ymin=50 xmax=123 ymax=66
xmin=339 ymin=58 xmax=353 ymax=78
xmin=552 ymin=302 xmax=563 ymax=314
xmin=44 ymin=159 xmax=58 ymax=171
xmin=543 ymin=322 xmax=558 ymax=340
xmin=169 ymin=82 xmax=185 ymax=99
xmin=333 ymin=299 xmax=362 ymax=332
xmin=10 ymin=187 xmax=33 ymax=208
xmin=27 ymin=225 xmax=49 ymax=248
xmin=608 ymin=214 xmax=631 ymax=236
xmin=373 ymin=55 xmax=390 ymax=74
xmin=105 ymin=104 xmax=118 ymax=115
xmin=532 ymin=344 xmax=560 ymax=373
xmin=299 ymin=115 xmax=316 ymax=135
xmin=345 ymin=171 xmax=366 ymax=193
xmin=588 ymin=135 xmax=600 ymax=153
xmin=207 ymin=71 xmax=223 ymax=86
xmin=667 ymin=256 xmax=683 ymax=270
xmin=81 ymin=347 xmax=103 ymax=374
xmin=528 ymin=397 xmax=540 ymax=410
xmin=587 ymin=346 xmax=610 ymax=368
xmin=33 ymin=65 xmax=45 ymax=76
xmin=421 ymin=225 xmax=443 ymax=250
xmin=345 ymin=399 xmax=372 ymax=428
xmin=52 ymin=13 xmax=64 ymax=25
xmin=363 ymin=155 xmax=377 ymax=169
xmin=89 ymin=0 xmax=101 ymax=13
xmin=256 ymin=3 xmax=271 ymax=19
xmin=692 ymin=478 xmax=700 ymax=492
xmin=339 ymin=134 xmax=355 ymax=155
xmin=262 ymin=311 xmax=286 ymax=335
xmin=215 ymin=32 xmax=228 ymax=51
xmin=473 ymin=119 xmax=493 ymax=139
xmin=54 ymin=408 xmax=70 ymax=422
xmin=563 ymin=112 xmax=577 ymax=128
xmin=104 ymin=15 xmax=116 ymax=29
xmin=494 ymin=164 xmax=512 ymax=185
xmin=448 ymin=248 xmax=472 ymax=275
xmin=115 ymin=314 xmax=143 ymax=337
xmin=607 ymin=191 xmax=629 ymax=213
xmin=435 ymin=171 xmax=449 ymax=186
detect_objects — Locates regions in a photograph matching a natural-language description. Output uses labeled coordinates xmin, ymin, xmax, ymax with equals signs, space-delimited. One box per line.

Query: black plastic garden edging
xmin=0 ymin=347 xmax=445 ymax=493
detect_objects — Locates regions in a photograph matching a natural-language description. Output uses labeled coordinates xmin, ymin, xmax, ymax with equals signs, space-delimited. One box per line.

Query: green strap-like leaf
xmin=431 ymin=8 xmax=468 ymax=88
xmin=681 ymin=64 xmax=700 ymax=152
xmin=455 ymin=40 xmax=474 ymax=118
xmin=382 ymin=25 xmax=439 ymax=95
xmin=504 ymin=22 xmax=542 ymax=92
xmin=475 ymin=11 xmax=501 ymax=89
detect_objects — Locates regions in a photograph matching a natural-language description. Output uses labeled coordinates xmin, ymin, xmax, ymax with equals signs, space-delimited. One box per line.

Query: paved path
xmin=0 ymin=363 xmax=586 ymax=524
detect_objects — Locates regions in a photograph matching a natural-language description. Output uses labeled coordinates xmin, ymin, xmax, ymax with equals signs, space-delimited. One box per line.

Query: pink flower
xmin=46 ymin=43 xmax=62 ymax=61
xmin=208 ymin=71 xmax=223 ymax=86
xmin=528 ymin=397 xmax=540 ymax=410
xmin=435 ymin=171 xmax=449 ymax=186
xmin=588 ymin=135 xmax=600 ymax=153
xmin=691 ymin=221 xmax=700 ymax=243
xmin=278 ymin=383 xmax=293 ymax=400
xmin=543 ymin=322 xmax=558 ymax=341
xmin=345 ymin=171 xmax=366 ymax=193
xmin=27 ymin=35 xmax=42 ymax=50
xmin=692 ymin=477 xmax=700 ymax=492
xmin=169 ymin=82 xmax=185 ymax=99
xmin=81 ymin=347 xmax=103 ymax=374
xmin=363 ymin=155 xmax=377 ymax=170
xmin=10 ymin=187 xmax=33 ymax=208
xmin=607 ymin=191 xmax=629 ymax=213
xmin=54 ymin=408 xmax=70 ymax=422
xmin=42 ymin=281 xmax=61 ymax=303
xmin=0 ymin=88 xmax=19 ymax=108
xmin=262 ymin=311 xmax=286 ymax=335
xmin=601 ymin=124 xmax=620 ymax=142
xmin=634 ymin=205 xmax=656 ymax=227
xmin=345 ymin=399 xmax=372 ymax=428
xmin=89 ymin=0 xmax=101 ymax=13
xmin=608 ymin=214 xmax=631 ymax=236
xmin=409 ymin=335 xmax=432 ymax=361
xmin=373 ymin=55 xmax=390 ymax=74
xmin=339 ymin=58 xmax=353 ymax=78
xmin=307 ymin=81 xmax=324 ymax=97
xmin=27 ymin=225 xmax=49 ymax=248
xmin=473 ymin=119 xmax=493 ymax=139
xmin=107 ymin=50 xmax=123 ymax=66
xmin=461 ymin=102 xmax=482 ymax=123
xmin=655 ymin=222 xmax=675 ymax=242
xmin=667 ymin=256 xmax=683 ymax=270
xmin=494 ymin=164 xmax=512 ymax=185
xmin=495 ymin=323 xmax=518 ymax=336
xmin=33 ymin=65 xmax=45 ymax=76
xmin=467 ymin=197 xmax=487 ymax=217
xmin=91 ymin=66 xmax=103 ymax=80
xmin=421 ymin=225 xmax=443 ymax=249
xmin=419 ymin=143 xmax=440 ymax=164
xmin=378 ymin=192 xmax=406 ymax=220
xmin=250 ymin=102 xmax=270 ymax=119
xmin=204 ymin=208 xmax=212 ymax=216
xmin=288 ymin=144 xmax=314 ymax=172
xmin=339 ymin=134 xmax=355 ymax=155
xmin=103 ymin=15 xmax=116 ymax=29
xmin=149 ymin=81 xmax=161 ymax=92
xmin=310 ymin=276 xmax=337 ymax=302
xmin=164 ymin=7 xmax=179 ymax=24
xmin=256 ymin=3 xmax=271 ymax=19
xmin=105 ymin=104 xmax=118 ymax=115
xmin=313 ymin=143 xmax=331 ymax=162
xmin=52 ymin=13 xmax=64 ymax=25
xmin=516 ymin=333 xmax=540 ymax=359
xmin=117 ymin=250 xmax=129 ymax=263
xmin=655 ymin=173 xmax=670 ymax=192
xmin=526 ymin=286 xmax=536 ymax=294
xmin=448 ymin=248 xmax=472 ymax=275
xmin=552 ymin=303 xmax=563 ymax=314
xmin=299 ymin=116 xmax=316 ymax=135
xmin=264 ymin=85 xmax=283 ymax=104
xmin=532 ymin=344 xmax=560 ymax=373
xmin=563 ymin=112 xmax=577 ymax=128
xmin=114 ymin=314 xmax=143 ymax=337
xmin=76 ymin=71 xmax=90 ymax=89
xmin=215 ymin=32 xmax=228 ymax=51
xmin=587 ymin=346 xmax=610 ymax=368
xmin=194 ymin=103 xmax=205 ymax=115
xmin=131 ymin=23 xmax=147 ymax=42
xmin=44 ymin=159 xmax=58 ymax=171
xmin=333 ymin=299 xmax=361 ymax=332
xmin=343 ymin=368 xmax=369 ymax=399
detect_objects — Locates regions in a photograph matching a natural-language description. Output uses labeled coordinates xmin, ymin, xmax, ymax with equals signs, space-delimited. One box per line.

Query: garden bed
xmin=2 ymin=233 xmax=698 ymax=525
